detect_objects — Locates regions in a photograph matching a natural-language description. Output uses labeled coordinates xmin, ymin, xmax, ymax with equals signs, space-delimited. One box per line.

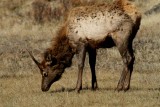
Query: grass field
xmin=0 ymin=0 xmax=160 ymax=107
xmin=1 ymin=71 xmax=160 ymax=107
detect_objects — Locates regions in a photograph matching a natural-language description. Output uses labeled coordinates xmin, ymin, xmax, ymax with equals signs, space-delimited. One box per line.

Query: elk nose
xmin=41 ymin=86 xmax=49 ymax=92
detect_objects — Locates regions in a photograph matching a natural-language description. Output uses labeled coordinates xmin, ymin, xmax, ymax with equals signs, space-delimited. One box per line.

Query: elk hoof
xmin=115 ymin=85 xmax=123 ymax=92
xmin=92 ymin=87 xmax=98 ymax=91
xmin=75 ymin=86 xmax=82 ymax=93
xmin=123 ymin=86 xmax=130 ymax=92
xmin=75 ymin=89 xmax=81 ymax=93
xmin=92 ymin=84 xmax=98 ymax=91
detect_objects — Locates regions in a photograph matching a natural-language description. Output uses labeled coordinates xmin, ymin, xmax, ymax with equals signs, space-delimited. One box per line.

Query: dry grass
xmin=0 ymin=0 xmax=160 ymax=107
xmin=134 ymin=0 xmax=160 ymax=13
xmin=0 ymin=71 xmax=160 ymax=107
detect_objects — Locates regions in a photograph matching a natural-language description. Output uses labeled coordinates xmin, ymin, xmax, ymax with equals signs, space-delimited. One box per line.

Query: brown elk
xmin=28 ymin=0 xmax=141 ymax=92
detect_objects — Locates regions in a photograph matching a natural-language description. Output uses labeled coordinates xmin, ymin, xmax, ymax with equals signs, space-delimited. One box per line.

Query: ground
xmin=1 ymin=71 xmax=160 ymax=107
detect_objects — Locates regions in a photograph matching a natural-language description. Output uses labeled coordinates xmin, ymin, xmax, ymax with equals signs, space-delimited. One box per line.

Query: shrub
xmin=32 ymin=0 xmax=52 ymax=23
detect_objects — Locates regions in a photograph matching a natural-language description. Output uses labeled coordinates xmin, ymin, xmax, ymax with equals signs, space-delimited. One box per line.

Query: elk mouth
xmin=41 ymin=83 xmax=52 ymax=92
xmin=41 ymin=85 xmax=50 ymax=92
xmin=41 ymin=73 xmax=62 ymax=92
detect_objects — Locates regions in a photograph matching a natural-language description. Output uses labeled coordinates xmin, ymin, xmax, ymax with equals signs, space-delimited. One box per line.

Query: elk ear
xmin=44 ymin=49 xmax=57 ymax=66
xmin=50 ymin=57 xmax=57 ymax=66
xmin=26 ymin=49 xmax=44 ymax=73
xmin=44 ymin=49 xmax=53 ymax=61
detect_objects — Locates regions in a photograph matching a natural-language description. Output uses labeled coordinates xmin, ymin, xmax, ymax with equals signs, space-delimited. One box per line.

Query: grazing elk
xmin=28 ymin=0 xmax=141 ymax=92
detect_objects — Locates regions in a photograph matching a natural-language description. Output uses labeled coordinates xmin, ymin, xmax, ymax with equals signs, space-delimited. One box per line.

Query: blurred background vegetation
xmin=0 ymin=0 xmax=160 ymax=77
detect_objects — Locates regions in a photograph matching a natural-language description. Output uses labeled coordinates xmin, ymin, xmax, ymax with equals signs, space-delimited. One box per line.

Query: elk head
xmin=27 ymin=49 xmax=65 ymax=92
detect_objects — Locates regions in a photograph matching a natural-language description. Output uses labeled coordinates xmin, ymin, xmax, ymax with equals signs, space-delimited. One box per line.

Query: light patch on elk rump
xmin=113 ymin=0 xmax=141 ymax=25
xmin=66 ymin=4 xmax=132 ymax=43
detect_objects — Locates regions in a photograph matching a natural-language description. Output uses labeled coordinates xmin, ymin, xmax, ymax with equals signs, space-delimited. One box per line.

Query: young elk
xmin=28 ymin=0 xmax=141 ymax=92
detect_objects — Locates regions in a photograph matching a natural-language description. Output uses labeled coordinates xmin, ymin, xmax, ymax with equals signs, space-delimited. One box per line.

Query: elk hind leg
xmin=123 ymin=42 xmax=135 ymax=91
xmin=116 ymin=42 xmax=134 ymax=91
xmin=112 ymin=25 xmax=134 ymax=91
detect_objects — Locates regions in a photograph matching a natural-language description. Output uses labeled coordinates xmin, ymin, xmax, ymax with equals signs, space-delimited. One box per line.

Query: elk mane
xmin=44 ymin=24 xmax=74 ymax=68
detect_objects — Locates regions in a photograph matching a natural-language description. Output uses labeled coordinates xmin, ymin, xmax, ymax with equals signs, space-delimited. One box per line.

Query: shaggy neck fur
xmin=45 ymin=25 xmax=75 ymax=68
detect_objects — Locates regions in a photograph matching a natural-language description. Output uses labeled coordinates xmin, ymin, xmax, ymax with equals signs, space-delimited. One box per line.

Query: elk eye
xmin=43 ymin=72 xmax=48 ymax=77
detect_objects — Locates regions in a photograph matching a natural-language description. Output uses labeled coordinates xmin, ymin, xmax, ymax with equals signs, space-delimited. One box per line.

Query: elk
xmin=28 ymin=0 xmax=141 ymax=92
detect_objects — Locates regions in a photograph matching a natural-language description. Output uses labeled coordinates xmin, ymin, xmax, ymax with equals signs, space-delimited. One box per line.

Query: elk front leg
xmin=88 ymin=47 xmax=98 ymax=90
xmin=76 ymin=42 xmax=87 ymax=93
